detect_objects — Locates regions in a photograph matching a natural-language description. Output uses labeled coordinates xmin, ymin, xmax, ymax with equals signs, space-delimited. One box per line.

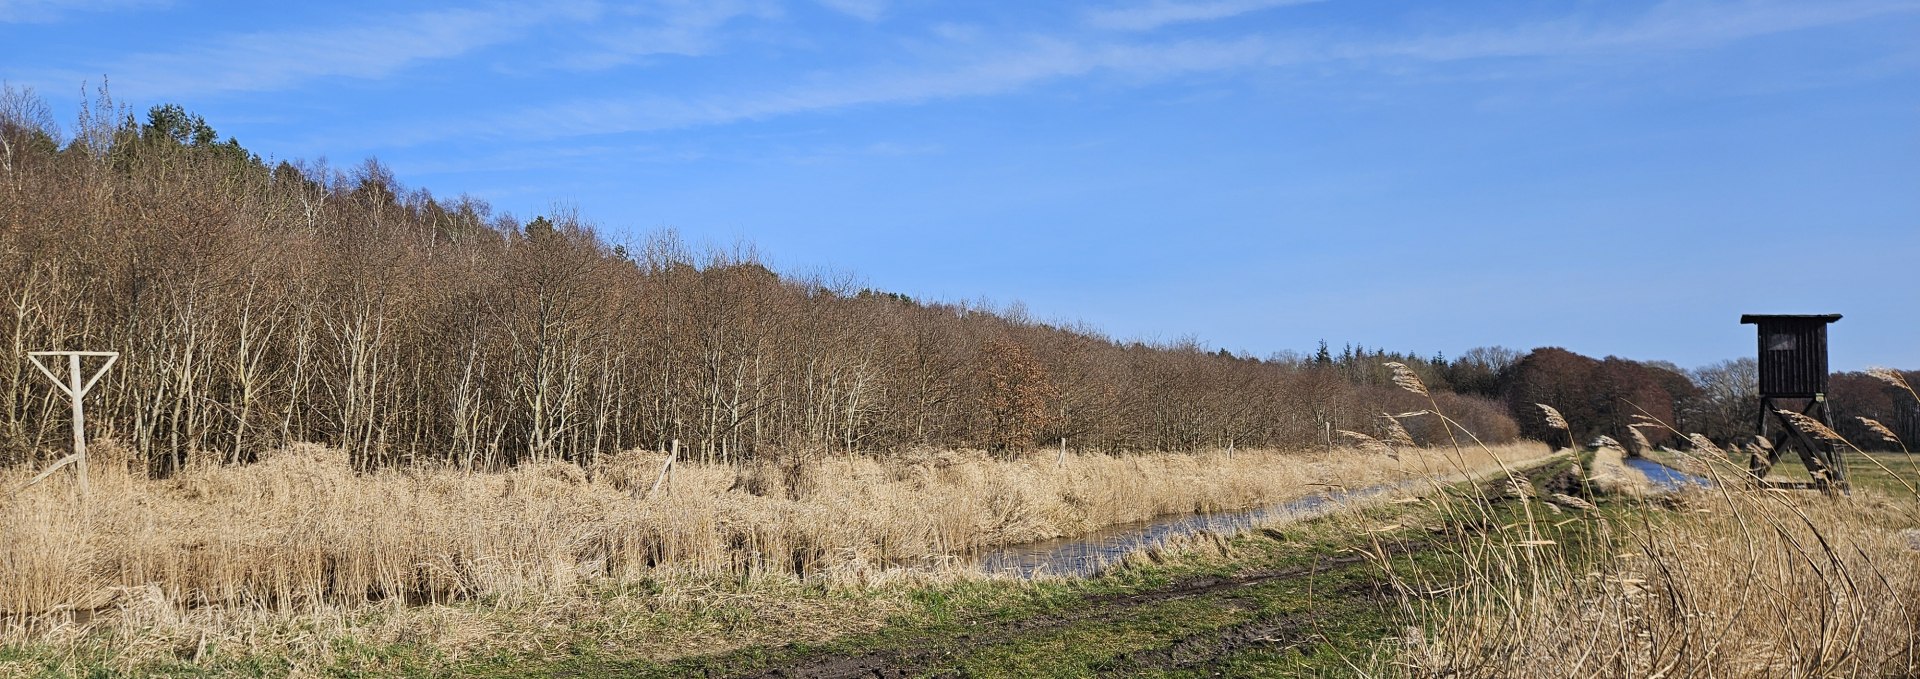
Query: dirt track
xmin=662 ymin=456 xmax=1581 ymax=678
xmin=739 ymin=541 xmax=1431 ymax=678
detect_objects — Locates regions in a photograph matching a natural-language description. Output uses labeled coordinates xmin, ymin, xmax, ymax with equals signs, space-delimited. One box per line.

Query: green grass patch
xmin=1656 ymin=446 xmax=1920 ymax=498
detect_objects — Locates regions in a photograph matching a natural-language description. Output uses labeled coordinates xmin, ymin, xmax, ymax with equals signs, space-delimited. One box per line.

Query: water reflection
xmin=977 ymin=457 xmax=1709 ymax=580
xmin=974 ymin=482 xmax=1412 ymax=579
xmin=1622 ymin=457 xmax=1710 ymax=491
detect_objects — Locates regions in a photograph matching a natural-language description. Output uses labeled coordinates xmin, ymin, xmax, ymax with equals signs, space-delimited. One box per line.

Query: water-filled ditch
xmin=976 ymin=455 xmax=1712 ymax=579
xmin=1622 ymin=456 xmax=1711 ymax=491
xmin=973 ymin=482 xmax=1415 ymax=578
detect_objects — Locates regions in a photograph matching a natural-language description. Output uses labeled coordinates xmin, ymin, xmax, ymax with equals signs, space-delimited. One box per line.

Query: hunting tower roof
xmin=1741 ymin=314 xmax=1842 ymax=324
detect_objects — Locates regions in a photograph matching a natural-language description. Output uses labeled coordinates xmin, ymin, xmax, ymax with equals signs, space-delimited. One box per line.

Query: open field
xmin=0 ymin=441 xmax=1541 ymax=676
xmin=1642 ymin=447 xmax=1920 ymax=498
xmin=1763 ymin=450 xmax=1920 ymax=498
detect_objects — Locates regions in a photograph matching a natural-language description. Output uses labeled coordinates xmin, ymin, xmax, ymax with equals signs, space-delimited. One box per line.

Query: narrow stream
xmin=1622 ymin=457 xmax=1711 ymax=491
xmin=974 ymin=482 xmax=1414 ymax=578
xmin=976 ymin=456 xmax=1713 ymax=579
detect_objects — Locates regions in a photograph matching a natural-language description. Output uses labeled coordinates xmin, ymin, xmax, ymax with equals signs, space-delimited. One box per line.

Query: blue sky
xmin=4 ymin=0 xmax=1917 ymax=370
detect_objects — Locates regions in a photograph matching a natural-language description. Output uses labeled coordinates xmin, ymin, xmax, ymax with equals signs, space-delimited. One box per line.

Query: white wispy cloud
xmin=396 ymin=0 xmax=1919 ymax=145
xmin=1084 ymin=0 xmax=1325 ymax=32
xmin=558 ymin=1 xmax=780 ymax=70
xmin=386 ymin=34 xmax=1306 ymax=148
xmin=45 ymin=2 xmax=598 ymax=98
xmin=816 ymin=0 xmax=887 ymax=22
xmin=1359 ymin=0 xmax=1920 ymax=62
xmin=0 ymin=0 xmax=166 ymax=24
xmin=422 ymin=39 xmax=1123 ymax=142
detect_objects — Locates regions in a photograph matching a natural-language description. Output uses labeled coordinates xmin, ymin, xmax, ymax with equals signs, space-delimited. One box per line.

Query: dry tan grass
xmin=0 ymin=440 xmax=1541 ymax=672
xmin=1585 ymin=444 xmax=1650 ymax=497
xmin=1403 ymin=485 xmax=1920 ymax=678
xmin=1394 ymin=401 xmax=1920 ymax=678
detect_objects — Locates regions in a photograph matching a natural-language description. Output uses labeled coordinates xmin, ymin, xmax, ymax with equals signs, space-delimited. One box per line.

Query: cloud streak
xmin=816 ymin=0 xmax=887 ymax=22
xmin=414 ymin=0 xmax=1909 ymax=146
xmin=45 ymin=2 xmax=598 ymax=98
xmin=1357 ymin=0 xmax=1920 ymax=62
xmin=1085 ymin=0 xmax=1325 ymax=32
xmin=557 ymin=1 xmax=779 ymax=70
xmin=417 ymin=37 xmax=1261 ymax=144
xmin=0 ymin=0 xmax=165 ymax=24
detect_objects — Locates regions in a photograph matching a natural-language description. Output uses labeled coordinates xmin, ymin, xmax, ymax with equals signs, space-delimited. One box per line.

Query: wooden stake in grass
xmin=645 ymin=439 xmax=680 ymax=499
xmin=23 ymin=350 xmax=118 ymax=498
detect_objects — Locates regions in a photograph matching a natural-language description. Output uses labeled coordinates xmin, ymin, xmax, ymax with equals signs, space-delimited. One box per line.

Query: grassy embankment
xmin=8 ymin=424 xmax=1916 ymax=677
xmin=553 ymin=443 xmax=1920 ymax=678
xmin=465 ymin=451 xmax=1590 ymax=678
xmin=0 ymin=441 xmax=1538 ymax=677
xmin=10 ymin=435 xmax=1914 ymax=677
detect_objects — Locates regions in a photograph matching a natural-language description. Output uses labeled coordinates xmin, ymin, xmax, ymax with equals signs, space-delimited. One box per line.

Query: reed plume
xmin=1382 ymin=416 xmax=1418 ymax=448
xmin=1627 ymin=426 xmax=1652 ymax=453
xmin=1859 ymin=417 xmax=1901 ymax=446
xmin=1537 ymin=404 xmax=1568 ymax=431
xmin=1776 ymin=409 xmax=1847 ymax=444
xmin=1337 ymin=430 xmax=1397 ymax=458
xmin=1384 ymin=362 xmax=1429 ymax=397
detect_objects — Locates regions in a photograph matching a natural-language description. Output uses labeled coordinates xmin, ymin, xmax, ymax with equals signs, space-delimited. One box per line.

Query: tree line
xmin=1410 ymin=344 xmax=1917 ymax=453
xmin=0 ymin=87 xmax=1522 ymax=472
xmin=8 ymin=86 xmax=1902 ymax=471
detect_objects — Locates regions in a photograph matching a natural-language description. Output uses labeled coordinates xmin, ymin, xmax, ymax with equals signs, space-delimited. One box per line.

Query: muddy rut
xmin=737 ymin=539 xmax=1431 ymax=678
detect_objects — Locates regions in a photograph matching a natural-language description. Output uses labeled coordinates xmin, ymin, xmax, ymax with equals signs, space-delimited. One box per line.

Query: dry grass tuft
xmin=1404 ymin=486 xmax=1920 ymax=678
xmin=1385 ymin=362 xmax=1429 ymax=397
xmin=1868 ymin=366 xmax=1914 ymax=393
xmin=1547 ymin=493 xmax=1597 ymax=512
xmin=1538 ymin=404 xmax=1569 ymax=431
xmin=1383 ymin=416 xmax=1419 ymax=448
xmin=1626 ymin=426 xmax=1652 ymax=453
xmin=1686 ymin=433 xmax=1726 ymax=457
xmin=1859 ymin=417 xmax=1902 ymax=446
xmin=1584 ymin=444 xmax=1649 ymax=497
xmin=1775 ymin=409 xmax=1848 ymax=444
xmin=1337 ymin=430 xmax=1398 ymax=459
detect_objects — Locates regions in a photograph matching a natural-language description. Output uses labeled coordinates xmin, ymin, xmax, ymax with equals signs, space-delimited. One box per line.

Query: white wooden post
xmin=67 ymin=353 xmax=86 ymax=495
xmin=646 ymin=438 xmax=679 ymax=499
xmin=1057 ymin=437 xmax=1066 ymax=468
xmin=24 ymin=350 xmax=118 ymax=498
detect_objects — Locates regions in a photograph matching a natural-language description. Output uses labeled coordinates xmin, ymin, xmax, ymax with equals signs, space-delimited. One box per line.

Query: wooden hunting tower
xmin=1740 ymin=314 xmax=1845 ymax=491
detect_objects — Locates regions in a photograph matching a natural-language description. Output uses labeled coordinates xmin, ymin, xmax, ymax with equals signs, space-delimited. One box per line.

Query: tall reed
xmin=1381 ymin=381 xmax=1920 ymax=677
